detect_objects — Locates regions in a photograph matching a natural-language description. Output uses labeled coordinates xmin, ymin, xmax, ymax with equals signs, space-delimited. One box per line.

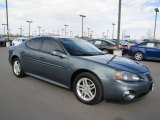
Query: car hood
xmin=80 ymin=54 xmax=149 ymax=73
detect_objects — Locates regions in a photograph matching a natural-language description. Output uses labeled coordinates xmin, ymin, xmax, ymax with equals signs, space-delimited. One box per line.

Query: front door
xmin=38 ymin=37 xmax=69 ymax=85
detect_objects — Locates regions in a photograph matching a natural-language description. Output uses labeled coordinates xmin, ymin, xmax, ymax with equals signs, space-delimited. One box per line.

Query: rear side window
xmin=26 ymin=38 xmax=43 ymax=50
xmin=146 ymin=43 xmax=155 ymax=48
xmin=105 ymin=41 xmax=114 ymax=46
xmin=138 ymin=42 xmax=147 ymax=47
xmin=155 ymin=42 xmax=160 ymax=48
xmin=88 ymin=40 xmax=94 ymax=44
xmin=94 ymin=40 xmax=102 ymax=45
xmin=41 ymin=38 xmax=64 ymax=54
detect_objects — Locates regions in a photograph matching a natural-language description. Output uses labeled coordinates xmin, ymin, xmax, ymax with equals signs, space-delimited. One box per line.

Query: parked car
xmin=128 ymin=41 xmax=160 ymax=61
xmin=9 ymin=36 xmax=154 ymax=105
xmin=109 ymin=39 xmax=122 ymax=48
xmin=88 ymin=39 xmax=118 ymax=54
xmin=12 ymin=38 xmax=28 ymax=46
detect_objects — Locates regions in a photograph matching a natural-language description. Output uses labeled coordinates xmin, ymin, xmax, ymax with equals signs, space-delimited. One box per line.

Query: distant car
xmin=9 ymin=36 xmax=154 ymax=105
xmin=128 ymin=41 xmax=160 ymax=61
xmin=110 ymin=39 xmax=122 ymax=48
xmin=12 ymin=38 xmax=28 ymax=46
xmin=88 ymin=39 xmax=118 ymax=54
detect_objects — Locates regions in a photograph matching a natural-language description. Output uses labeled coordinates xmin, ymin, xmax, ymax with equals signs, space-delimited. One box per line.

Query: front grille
xmin=146 ymin=74 xmax=152 ymax=81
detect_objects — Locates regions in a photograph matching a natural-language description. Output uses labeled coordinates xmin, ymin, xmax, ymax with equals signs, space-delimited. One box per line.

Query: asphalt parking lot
xmin=0 ymin=47 xmax=160 ymax=120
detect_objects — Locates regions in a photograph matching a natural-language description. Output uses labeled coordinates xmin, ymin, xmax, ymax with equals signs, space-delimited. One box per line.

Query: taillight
xmin=122 ymin=45 xmax=126 ymax=49
xmin=128 ymin=45 xmax=131 ymax=50
xmin=114 ymin=45 xmax=118 ymax=49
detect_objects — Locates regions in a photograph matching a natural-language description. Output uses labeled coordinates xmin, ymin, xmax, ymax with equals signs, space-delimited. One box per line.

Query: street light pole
xmin=90 ymin=31 xmax=93 ymax=38
xmin=107 ymin=30 xmax=109 ymax=39
xmin=19 ymin=27 xmax=22 ymax=37
xmin=102 ymin=32 xmax=105 ymax=39
xmin=70 ymin=31 xmax=72 ymax=37
xmin=5 ymin=0 xmax=9 ymax=42
xmin=64 ymin=25 xmax=68 ymax=36
xmin=26 ymin=21 xmax=32 ymax=37
xmin=112 ymin=23 xmax=115 ymax=39
xmin=61 ymin=29 xmax=64 ymax=36
xmin=2 ymin=24 xmax=7 ymax=35
xmin=117 ymin=0 xmax=122 ymax=48
xmin=79 ymin=15 xmax=86 ymax=39
xmin=38 ymin=26 xmax=41 ymax=36
xmin=153 ymin=8 xmax=159 ymax=40
xmin=87 ymin=28 xmax=90 ymax=38
xmin=42 ymin=30 xmax=45 ymax=35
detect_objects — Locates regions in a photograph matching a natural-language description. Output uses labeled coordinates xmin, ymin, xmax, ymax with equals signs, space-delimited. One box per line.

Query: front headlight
xmin=115 ymin=71 xmax=140 ymax=81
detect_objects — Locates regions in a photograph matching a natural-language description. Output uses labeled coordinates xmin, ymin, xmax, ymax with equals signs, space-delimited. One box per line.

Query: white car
xmin=12 ymin=38 xmax=28 ymax=46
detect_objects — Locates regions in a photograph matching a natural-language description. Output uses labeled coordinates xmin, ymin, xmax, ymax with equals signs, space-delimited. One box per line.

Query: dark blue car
xmin=128 ymin=41 xmax=160 ymax=61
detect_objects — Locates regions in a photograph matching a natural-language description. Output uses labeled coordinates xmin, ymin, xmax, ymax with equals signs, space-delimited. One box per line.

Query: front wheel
xmin=73 ymin=72 xmax=103 ymax=105
xmin=12 ymin=58 xmax=25 ymax=77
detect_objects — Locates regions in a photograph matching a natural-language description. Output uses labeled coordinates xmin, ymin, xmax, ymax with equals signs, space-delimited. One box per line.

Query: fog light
xmin=123 ymin=91 xmax=135 ymax=100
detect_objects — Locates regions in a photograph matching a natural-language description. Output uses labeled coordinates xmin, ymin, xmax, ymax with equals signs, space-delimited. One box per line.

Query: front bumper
xmin=101 ymin=72 xmax=154 ymax=101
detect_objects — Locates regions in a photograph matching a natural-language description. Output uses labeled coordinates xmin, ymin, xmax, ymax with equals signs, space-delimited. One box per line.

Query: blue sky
xmin=0 ymin=0 xmax=160 ymax=40
xmin=0 ymin=3 xmax=5 ymax=8
xmin=143 ymin=1 xmax=160 ymax=7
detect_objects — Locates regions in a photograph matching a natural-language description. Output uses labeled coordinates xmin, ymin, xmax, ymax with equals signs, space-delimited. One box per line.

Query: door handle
xmin=39 ymin=57 xmax=44 ymax=60
xmin=21 ymin=51 xmax=25 ymax=54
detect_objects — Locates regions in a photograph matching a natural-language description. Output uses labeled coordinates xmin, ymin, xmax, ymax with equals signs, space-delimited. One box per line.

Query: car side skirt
xmin=26 ymin=72 xmax=69 ymax=89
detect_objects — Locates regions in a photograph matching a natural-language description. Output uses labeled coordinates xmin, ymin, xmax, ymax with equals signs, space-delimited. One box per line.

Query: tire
xmin=73 ymin=72 xmax=103 ymax=105
xmin=134 ymin=52 xmax=143 ymax=61
xmin=12 ymin=58 xmax=25 ymax=77
xmin=102 ymin=49 xmax=108 ymax=54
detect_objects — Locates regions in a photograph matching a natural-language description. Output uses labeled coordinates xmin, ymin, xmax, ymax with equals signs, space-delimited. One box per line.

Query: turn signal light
xmin=115 ymin=72 xmax=123 ymax=80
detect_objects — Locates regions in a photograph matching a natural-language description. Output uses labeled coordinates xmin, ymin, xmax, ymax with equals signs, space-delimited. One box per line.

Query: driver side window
xmin=41 ymin=38 xmax=65 ymax=54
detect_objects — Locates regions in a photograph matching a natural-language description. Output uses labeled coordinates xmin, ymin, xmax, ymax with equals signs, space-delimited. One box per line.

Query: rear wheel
xmin=73 ymin=72 xmax=103 ymax=105
xmin=12 ymin=58 xmax=25 ymax=77
xmin=134 ymin=52 xmax=143 ymax=61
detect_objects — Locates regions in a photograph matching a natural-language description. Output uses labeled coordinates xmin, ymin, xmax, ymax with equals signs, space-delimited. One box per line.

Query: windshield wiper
xmin=89 ymin=52 xmax=104 ymax=55
xmin=76 ymin=53 xmax=94 ymax=56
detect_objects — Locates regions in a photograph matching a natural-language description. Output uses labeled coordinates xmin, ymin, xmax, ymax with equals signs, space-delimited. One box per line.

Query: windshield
xmin=59 ymin=38 xmax=104 ymax=56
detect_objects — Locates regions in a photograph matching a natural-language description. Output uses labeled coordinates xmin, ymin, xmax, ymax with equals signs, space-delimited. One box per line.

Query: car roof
xmin=91 ymin=39 xmax=116 ymax=44
xmin=29 ymin=36 xmax=84 ymax=42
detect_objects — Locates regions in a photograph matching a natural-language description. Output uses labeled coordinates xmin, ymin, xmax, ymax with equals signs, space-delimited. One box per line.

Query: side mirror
xmin=51 ymin=50 xmax=67 ymax=58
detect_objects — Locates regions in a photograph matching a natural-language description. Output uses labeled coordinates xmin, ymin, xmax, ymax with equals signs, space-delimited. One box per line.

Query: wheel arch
xmin=11 ymin=55 xmax=19 ymax=64
xmin=134 ymin=51 xmax=145 ymax=57
xmin=70 ymin=69 xmax=103 ymax=91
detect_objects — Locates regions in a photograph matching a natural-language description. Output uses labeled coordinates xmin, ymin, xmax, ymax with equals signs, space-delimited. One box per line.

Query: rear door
xmin=145 ymin=42 xmax=157 ymax=59
xmin=21 ymin=37 xmax=44 ymax=75
xmin=154 ymin=42 xmax=160 ymax=59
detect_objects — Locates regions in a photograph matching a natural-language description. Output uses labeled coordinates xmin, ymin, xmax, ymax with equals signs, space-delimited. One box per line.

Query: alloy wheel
xmin=13 ymin=61 xmax=21 ymax=76
xmin=76 ymin=78 xmax=96 ymax=101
